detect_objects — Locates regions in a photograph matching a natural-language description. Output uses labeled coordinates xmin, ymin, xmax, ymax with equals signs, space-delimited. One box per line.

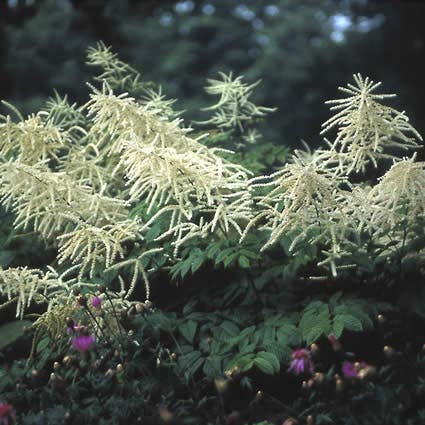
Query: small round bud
xmin=114 ymin=349 xmax=120 ymax=358
xmin=335 ymin=378 xmax=344 ymax=393
xmin=158 ymin=406 xmax=174 ymax=423
xmin=377 ymin=314 xmax=386 ymax=324
xmin=282 ymin=418 xmax=298 ymax=425
xmin=383 ymin=345 xmax=394 ymax=358
xmin=363 ymin=365 xmax=377 ymax=378
xmin=214 ymin=378 xmax=229 ymax=393
xmin=358 ymin=369 xmax=368 ymax=380
xmin=255 ymin=390 xmax=264 ymax=400
xmin=49 ymin=372 xmax=56 ymax=381
xmin=53 ymin=361 xmax=60 ymax=371
xmin=302 ymin=380 xmax=308 ymax=390
xmin=170 ymin=352 xmax=177 ymax=361
xmin=77 ymin=295 xmax=87 ymax=306
xmin=144 ymin=300 xmax=152 ymax=309
xmin=135 ymin=303 xmax=144 ymax=313
xmin=313 ymin=372 xmax=325 ymax=384
xmin=128 ymin=330 xmax=134 ymax=337
xmin=310 ymin=343 xmax=319 ymax=354
xmin=306 ymin=415 xmax=314 ymax=425
xmin=66 ymin=317 xmax=74 ymax=328
xmin=307 ymin=378 xmax=314 ymax=389
xmin=116 ymin=363 xmax=124 ymax=373
xmin=97 ymin=284 xmax=106 ymax=293
xmin=224 ymin=369 xmax=233 ymax=379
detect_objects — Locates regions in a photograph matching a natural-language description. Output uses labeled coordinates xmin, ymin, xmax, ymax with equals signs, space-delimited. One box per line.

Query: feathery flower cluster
xmin=202 ymin=71 xmax=275 ymax=131
xmin=86 ymin=82 xmax=255 ymax=252
xmin=0 ymin=267 xmax=71 ymax=319
xmin=245 ymin=74 xmax=423 ymax=276
xmin=321 ymin=73 xmax=422 ymax=174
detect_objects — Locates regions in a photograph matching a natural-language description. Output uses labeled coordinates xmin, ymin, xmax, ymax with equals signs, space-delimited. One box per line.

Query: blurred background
xmin=0 ymin=0 xmax=424 ymax=150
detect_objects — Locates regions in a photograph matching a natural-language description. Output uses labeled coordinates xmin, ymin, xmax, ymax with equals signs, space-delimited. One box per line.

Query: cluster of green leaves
xmin=299 ymin=293 xmax=391 ymax=345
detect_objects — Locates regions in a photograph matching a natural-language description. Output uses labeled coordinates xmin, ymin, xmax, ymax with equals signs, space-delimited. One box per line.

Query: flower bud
xmin=158 ymin=406 xmax=174 ymax=423
xmin=53 ymin=361 xmax=60 ymax=371
xmin=255 ymin=390 xmax=264 ymax=400
xmin=97 ymin=284 xmax=106 ymax=293
xmin=306 ymin=415 xmax=314 ymax=425
xmin=383 ymin=345 xmax=395 ymax=358
xmin=310 ymin=343 xmax=319 ymax=354
xmin=77 ymin=295 xmax=87 ymax=307
xmin=335 ymin=378 xmax=344 ymax=393
xmin=313 ymin=372 xmax=325 ymax=384
xmin=116 ymin=363 xmax=124 ymax=373
xmin=66 ymin=317 xmax=74 ymax=328
xmin=214 ymin=378 xmax=229 ymax=393
xmin=282 ymin=418 xmax=298 ymax=425
xmin=377 ymin=314 xmax=386 ymax=324
xmin=135 ymin=303 xmax=144 ymax=313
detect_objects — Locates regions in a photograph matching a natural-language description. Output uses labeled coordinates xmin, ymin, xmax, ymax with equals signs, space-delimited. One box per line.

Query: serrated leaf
xmin=238 ymin=255 xmax=250 ymax=268
xmin=179 ymin=320 xmax=197 ymax=343
xmin=335 ymin=314 xmax=363 ymax=332
xmin=255 ymin=351 xmax=280 ymax=374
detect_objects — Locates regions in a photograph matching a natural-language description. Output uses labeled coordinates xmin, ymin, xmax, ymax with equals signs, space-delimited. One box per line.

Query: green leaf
xmin=179 ymin=320 xmax=198 ymax=343
xmin=0 ymin=250 xmax=15 ymax=267
xmin=238 ymin=255 xmax=250 ymax=268
xmin=36 ymin=336 xmax=50 ymax=353
xmin=334 ymin=314 xmax=363 ymax=332
xmin=0 ymin=320 xmax=32 ymax=349
xmin=255 ymin=351 xmax=280 ymax=374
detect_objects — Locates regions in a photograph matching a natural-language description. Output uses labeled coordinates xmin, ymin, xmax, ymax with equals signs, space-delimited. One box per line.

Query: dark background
xmin=0 ymin=0 xmax=424 ymax=151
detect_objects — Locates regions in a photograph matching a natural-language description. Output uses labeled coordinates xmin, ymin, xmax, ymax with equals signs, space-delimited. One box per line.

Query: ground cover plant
xmin=1 ymin=43 xmax=425 ymax=425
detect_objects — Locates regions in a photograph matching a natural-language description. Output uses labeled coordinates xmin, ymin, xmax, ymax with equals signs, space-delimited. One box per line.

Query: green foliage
xmin=299 ymin=295 xmax=386 ymax=344
xmin=0 ymin=20 xmax=424 ymax=425
xmin=0 ymin=320 xmax=31 ymax=349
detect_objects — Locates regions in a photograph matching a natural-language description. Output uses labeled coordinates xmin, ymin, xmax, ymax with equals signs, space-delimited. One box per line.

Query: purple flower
xmin=342 ymin=361 xmax=358 ymax=378
xmin=72 ymin=335 xmax=95 ymax=352
xmin=342 ymin=361 xmax=369 ymax=379
xmin=92 ymin=296 xmax=102 ymax=310
xmin=0 ymin=403 xmax=15 ymax=425
xmin=288 ymin=348 xmax=314 ymax=375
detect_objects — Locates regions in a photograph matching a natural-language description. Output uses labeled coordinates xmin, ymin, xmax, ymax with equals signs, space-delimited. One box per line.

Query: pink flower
xmin=72 ymin=335 xmax=95 ymax=352
xmin=342 ymin=361 xmax=358 ymax=378
xmin=92 ymin=296 xmax=102 ymax=310
xmin=342 ymin=361 xmax=369 ymax=378
xmin=0 ymin=403 xmax=15 ymax=425
xmin=288 ymin=349 xmax=314 ymax=375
